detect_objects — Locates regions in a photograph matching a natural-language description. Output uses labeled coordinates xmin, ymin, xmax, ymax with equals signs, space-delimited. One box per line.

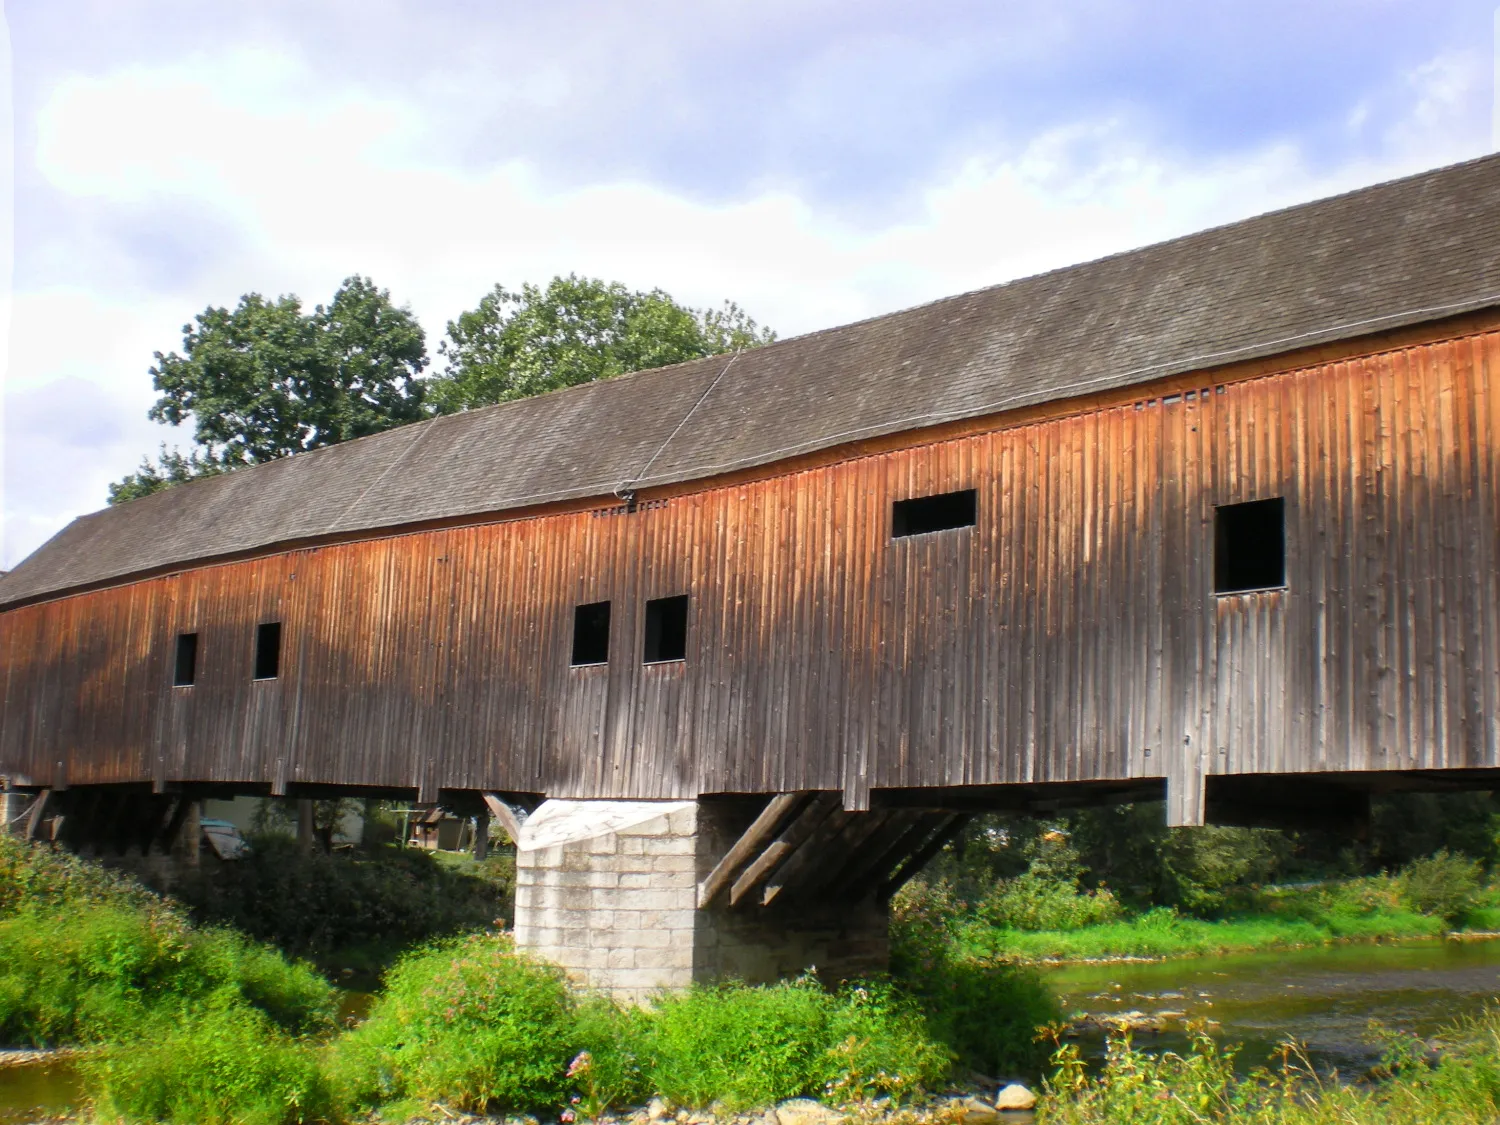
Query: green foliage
xmin=1369 ymin=791 xmax=1500 ymax=871
xmin=979 ymin=873 xmax=1123 ymax=932
xmin=0 ymin=837 xmax=332 ymax=1049
xmin=1400 ymin=849 xmax=1483 ymax=926
xmin=172 ymin=833 xmax=512 ymax=958
xmin=330 ymin=934 xmax=575 ymax=1114
xmin=428 ymin=275 xmax=774 ymax=413
xmin=568 ymin=998 xmax=654 ymax=1117
xmin=889 ymin=882 xmax=1060 ymax=1074
xmin=1156 ymin=827 xmax=1290 ymax=917
xmin=107 ymin=444 xmax=230 ymax=504
xmin=111 ymin=275 xmax=428 ymax=502
xmin=0 ymin=833 xmax=162 ymax=917
xmin=83 ymin=1004 xmax=335 ymax=1125
xmin=646 ymin=976 xmax=949 ymax=1112
xmin=1038 ymin=1012 xmax=1500 ymax=1124
xmin=0 ymin=903 xmax=334 ymax=1047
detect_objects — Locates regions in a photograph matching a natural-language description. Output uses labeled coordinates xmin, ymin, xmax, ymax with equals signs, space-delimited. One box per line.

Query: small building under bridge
xmin=8 ymin=154 xmax=1500 ymax=997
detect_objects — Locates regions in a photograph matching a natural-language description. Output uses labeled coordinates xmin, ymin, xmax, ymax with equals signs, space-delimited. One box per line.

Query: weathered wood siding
xmin=4 ymin=327 xmax=1499 ymax=822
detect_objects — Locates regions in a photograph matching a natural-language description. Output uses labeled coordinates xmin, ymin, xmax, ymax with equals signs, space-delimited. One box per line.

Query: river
xmin=1045 ymin=937 xmax=1500 ymax=1076
xmin=4 ymin=938 xmax=1500 ymax=1121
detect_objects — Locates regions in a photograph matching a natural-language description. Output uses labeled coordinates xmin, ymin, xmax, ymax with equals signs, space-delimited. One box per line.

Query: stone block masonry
xmin=513 ymin=798 xmax=889 ymax=1003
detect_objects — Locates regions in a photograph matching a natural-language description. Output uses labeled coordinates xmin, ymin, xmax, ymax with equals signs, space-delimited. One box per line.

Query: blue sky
xmin=2 ymin=0 xmax=1495 ymax=566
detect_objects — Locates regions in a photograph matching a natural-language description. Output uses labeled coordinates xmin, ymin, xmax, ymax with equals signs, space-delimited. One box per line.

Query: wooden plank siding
xmin=4 ymin=327 xmax=1500 ymax=823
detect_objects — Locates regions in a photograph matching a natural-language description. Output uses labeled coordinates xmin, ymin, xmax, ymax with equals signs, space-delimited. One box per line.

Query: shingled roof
xmin=8 ymin=152 xmax=1500 ymax=608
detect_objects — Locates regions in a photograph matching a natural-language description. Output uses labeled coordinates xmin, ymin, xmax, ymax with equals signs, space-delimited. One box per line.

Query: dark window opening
xmin=572 ymin=601 xmax=612 ymax=666
xmin=254 ymin=621 xmax=282 ymax=680
xmin=1214 ymin=498 xmax=1286 ymax=594
xmin=892 ymin=488 xmax=977 ymax=538
xmin=643 ymin=595 xmax=689 ymax=663
xmin=173 ymin=632 xmax=198 ymax=687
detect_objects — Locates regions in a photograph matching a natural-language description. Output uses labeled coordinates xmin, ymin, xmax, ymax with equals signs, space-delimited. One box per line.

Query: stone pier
xmin=512 ymin=799 xmax=890 ymax=1003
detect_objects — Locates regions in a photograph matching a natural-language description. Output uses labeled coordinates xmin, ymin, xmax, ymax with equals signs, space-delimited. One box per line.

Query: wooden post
xmin=181 ymin=800 xmax=201 ymax=868
xmin=297 ymin=799 xmax=315 ymax=855
xmin=1 ymin=779 xmax=23 ymax=838
xmin=473 ymin=808 xmax=490 ymax=861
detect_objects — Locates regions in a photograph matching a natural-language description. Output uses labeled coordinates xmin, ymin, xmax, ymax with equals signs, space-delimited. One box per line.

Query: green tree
xmin=427 ymin=274 xmax=775 ymax=413
xmin=108 ymin=445 xmax=229 ymax=505
xmin=109 ymin=276 xmax=428 ymax=503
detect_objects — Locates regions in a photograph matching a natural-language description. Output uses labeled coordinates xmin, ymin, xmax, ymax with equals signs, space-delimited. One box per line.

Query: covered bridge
xmin=5 ymin=154 xmax=1500 ymax=995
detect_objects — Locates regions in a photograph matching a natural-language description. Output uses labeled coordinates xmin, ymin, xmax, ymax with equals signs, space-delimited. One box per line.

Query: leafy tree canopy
xmin=109 ymin=273 xmax=775 ymax=505
xmin=426 ymin=274 xmax=775 ymax=414
xmin=110 ymin=275 xmax=428 ymax=503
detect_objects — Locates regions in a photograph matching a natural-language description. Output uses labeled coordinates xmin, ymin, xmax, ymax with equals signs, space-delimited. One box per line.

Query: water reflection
xmin=1044 ymin=938 xmax=1500 ymax=1075
xmin=0 ymin=1057 xmax=81 ymax=1125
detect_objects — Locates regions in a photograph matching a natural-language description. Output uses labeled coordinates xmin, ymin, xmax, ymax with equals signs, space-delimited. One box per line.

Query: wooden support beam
xmin=113 ymin=794 xmax=157 ymax=856
xmin=837 ymin=812 xmax=943 ymax=896
xmin=473 ymin=808 xmax=491 ymax=861
xmin=55 ymin=789 xmax=101 ymax=851
xmin=878 ymin=815 xmax=969 ymax=902
xmin=698 ymin=792 xmax=808 ymax=908
xmin=758 ymin=800 xmax=858 ymax=906
xmin=24 ymin=789 xmax=53 ymax=842
xmin=140 ymin=796 xmax=178 ymax=856
xmin=297 ymin=799 xmax=315 ymax=855
xmin=482 ymin=793 xmax=526 ymax=845
xmin=181 ymin=800 xmax=202 ymax=868
xmin=158 ymin=797 xmax=192 ymax=856
xmin=800 ymin=809 xmax=897 ymax=900
xmin=728 ymin=796 xmax=838 ymax=907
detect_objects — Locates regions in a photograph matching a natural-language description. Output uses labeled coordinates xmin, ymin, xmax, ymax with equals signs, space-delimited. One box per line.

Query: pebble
xmin=774 ymin=1099 xmax=842 ymax=1125
xmin=993 ymin=1084 xmax=1036 ymax=1112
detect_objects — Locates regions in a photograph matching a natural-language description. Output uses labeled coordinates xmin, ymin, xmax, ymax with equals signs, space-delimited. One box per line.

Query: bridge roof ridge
xmin=9 ymin=151 xmax=1500 ymax=606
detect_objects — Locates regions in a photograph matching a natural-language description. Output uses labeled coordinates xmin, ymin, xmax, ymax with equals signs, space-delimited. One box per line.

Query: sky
xmin=2 ymin=0 xmax=1496 ymax=568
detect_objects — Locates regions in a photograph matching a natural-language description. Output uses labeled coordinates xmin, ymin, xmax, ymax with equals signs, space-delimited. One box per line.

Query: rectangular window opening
xmin=571 ymin=601 xmax=612 ymax=666
xmin=643 ymin=595 xmax=689 ymax=663
xmin=254 ymin=621 xmax=282 ymax=680
xmin=891 ymin=488 xmax=977 ymax=538
xmin=1214 ymin=498 xmax=1286 ymax=594
xmin=173 ymin=632 xmax=198 ymax=687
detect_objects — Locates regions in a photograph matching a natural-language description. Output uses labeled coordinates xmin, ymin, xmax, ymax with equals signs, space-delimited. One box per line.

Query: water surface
xmin=1044 ymin=938 xmax=1500 ymax=1075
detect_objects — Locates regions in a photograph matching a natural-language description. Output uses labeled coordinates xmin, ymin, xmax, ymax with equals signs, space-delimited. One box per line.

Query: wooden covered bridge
xmin=6 ymin=154 xmax=1500 ymax=994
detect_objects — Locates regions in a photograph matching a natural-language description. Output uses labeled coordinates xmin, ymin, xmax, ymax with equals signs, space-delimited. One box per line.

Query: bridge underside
xmin=8 ymin=771 xmax=1499 ymax=999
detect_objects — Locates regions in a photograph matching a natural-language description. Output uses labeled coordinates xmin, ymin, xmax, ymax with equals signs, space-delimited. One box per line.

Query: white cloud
xmin=5 ymin=43 xmax=1490 ymax=567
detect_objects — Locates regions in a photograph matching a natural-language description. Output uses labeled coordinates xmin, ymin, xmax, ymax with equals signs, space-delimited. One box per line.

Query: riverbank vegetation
xmin=169 ymin=830 xmax=514 ymax=976
xmin=1040 ymin=1010 xmax=1500 ymax=1124
xmin=1 ymin=832 xmax=1052 ymax=1124
xmin=906 ymin=792 xmax=1500 ymax=964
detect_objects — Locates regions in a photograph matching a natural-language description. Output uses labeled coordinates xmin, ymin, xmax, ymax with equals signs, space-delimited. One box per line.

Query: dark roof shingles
xmin=8 ymin=153 xmax=1500 ymax=605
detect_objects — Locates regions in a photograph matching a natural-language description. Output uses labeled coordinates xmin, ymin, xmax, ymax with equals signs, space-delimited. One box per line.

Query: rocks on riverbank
xmin=1062 ymin=1008 xmax=1220 ymax=1035
xmin=383 ymin=1086 xmax=1043 ymax=1125
xmin=0 ymin=1046 xmax=86 ymax=1069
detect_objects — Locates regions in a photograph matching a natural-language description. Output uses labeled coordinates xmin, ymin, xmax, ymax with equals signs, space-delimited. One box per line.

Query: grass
xmin=1036 ymin=1009 xmax=1500 ymax=1124
xmin=0 ymin=836 xmax=335 ymax=1049
xmin=927 ymin=872 xmax=1492 ymax=964
xmin=330 ymin=937 xmax=958 ymax=1117
xmin=955 ymin=904 xmax=1443 ymax=963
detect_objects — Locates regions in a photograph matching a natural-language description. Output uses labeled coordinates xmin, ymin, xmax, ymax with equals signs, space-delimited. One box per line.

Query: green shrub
xmin=820 ymin=982 xmax=952 ymax=1106
xmin=646 ymin=976 xmax=948 ymax=1111
xmin=84 ymin=1004 xmax=336 ymax=1125
xmin=0 ymin=903 xmax=334 ymax=1047
xmin=330 ymin=934 xmax=574 ymax=1114
xmin=978 ymin=873 xmax=1123 ymax=932
xmin=890 ymin=878 xmax=1060 ymax=1074
xmin=647 ymin=978 xmax=835 ymax=1110
xmin=1400 ymin=850 xmax=1482 ymax=926
xmin=173 ymin=835 xmax=513 ymax=960
xmin=569 ymin=998 xmax=653 ymax=1116
xmin=0 ymin=834 xmax=162 ymax=917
